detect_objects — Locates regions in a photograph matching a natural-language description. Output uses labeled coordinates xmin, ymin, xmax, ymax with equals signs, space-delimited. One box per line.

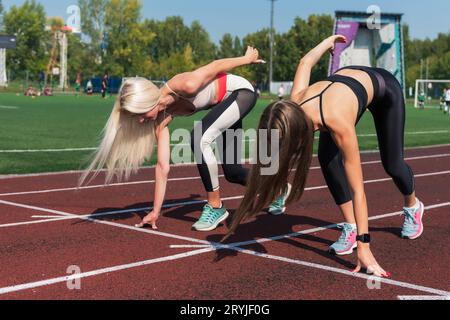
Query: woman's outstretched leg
xmin=190 ymin=90 xmax=256 ymax=231
xmin=369 ymin=69 xmax=424 ymax=240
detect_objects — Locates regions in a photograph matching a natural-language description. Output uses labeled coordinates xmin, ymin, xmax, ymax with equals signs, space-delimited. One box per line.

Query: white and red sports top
xmin=165 ymin=73 xmax=254 ymax=115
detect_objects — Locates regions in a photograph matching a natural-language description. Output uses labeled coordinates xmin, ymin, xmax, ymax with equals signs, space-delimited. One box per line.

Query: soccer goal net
xmin=122 ymin=77 xmax=166 ymax=88
xmin=414 ymin=79 xmax=450 ymax=109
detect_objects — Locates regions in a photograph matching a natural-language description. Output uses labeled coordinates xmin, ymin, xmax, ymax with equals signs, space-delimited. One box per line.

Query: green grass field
xmin=0 ymin=93 xmax=449 ymax=175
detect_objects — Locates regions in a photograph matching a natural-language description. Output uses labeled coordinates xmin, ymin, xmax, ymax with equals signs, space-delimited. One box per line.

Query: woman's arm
xmin=291 ymin=35 xmax=347 ymax=103
xmin=166 ymin=46 xmax=264 ymax=97
xmin=333 ymin=125 xmax=368 ymax=233
xmin=150 ymin=125 xmax=171 ymax=222
xmin=332 ymin=124 xmax=389 ymax=277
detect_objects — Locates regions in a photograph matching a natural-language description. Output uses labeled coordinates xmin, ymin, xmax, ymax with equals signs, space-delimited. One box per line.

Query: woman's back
xmin=297 ymin=68 xmax=377 ymax=128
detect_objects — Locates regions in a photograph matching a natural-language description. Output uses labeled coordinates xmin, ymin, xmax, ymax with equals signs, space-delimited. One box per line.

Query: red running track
xmin=0 ymin=144 xmax=449 ymax=300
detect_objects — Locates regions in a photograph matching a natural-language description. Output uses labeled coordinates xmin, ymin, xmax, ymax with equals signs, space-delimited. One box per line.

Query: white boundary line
xmin=0 ymin=148 xmax=96 ymax=153
xmin=0 ymin=106 xmax=19 ymax=110
xmin=235 ymin=249 xmax=450 ymax=297
xmin=2 ymin=131 xmax=449 ymax=154
xmin=0 ymin=248 xmax=213 ymax=295
xmin=1 ymin=153 xmax=449 ymax=197
xmin=398 ymin=295 xmax=450 ymax=300
xmin=170 ymin=245 xmax=212 ymax=249
xmin=1 ymin=169 xmax=450 ymax=229
xmin=1 ymin=143 xmax=449 ymax=180
xmin=31 ymin=215 xmax=65 ymax=219
xmin=1 ymin=200 xmax=450 ymax=296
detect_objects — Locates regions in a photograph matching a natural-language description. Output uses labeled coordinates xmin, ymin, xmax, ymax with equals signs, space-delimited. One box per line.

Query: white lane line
xmin=31 ymin=215 xmax=66 ymax=219
xmin=0 ymin=196 xmax=243 ymax=229
xmin=222 ymin=202 xmax=450 ymax=249
xmin=0 ymin=217 xmax=71 ymax=228
xmin=1 ymin=170 xmax=450 ymax=229
xmin=229 ymin=248 xmax=450 ymax=297
xmin=0 ymin=148 xmax=96 ymax=154
xmin=310 ymin=153 xmax=450 ymax=170
xmin=0 ymin=199 xmax=211 ymax=245
xmin=1 ymin=153 xmax=449 ymax=197
xmin=1 ymin=200 xmax=450 ymax=296
xmin=170 ymin=245 xmax=213 ymax=249
xmin=305 ymin=170 xmax=450 ymax=192
xmin=2 ymin=131 xmax=449 ymax=154
xmin=398 ymin=295 xmax=450 ymax=300
xmin=357 ymin=130 xmax=450 ymax=138
xmin=1 ymin=143 xmax=450 ymax=180
xmin=0 ymin=106 xmax=19 ymax=110
xmin=0 ymin=175 xmax=206 ymax=197
xmin=0 ymin=248 xmax=214 ymax=295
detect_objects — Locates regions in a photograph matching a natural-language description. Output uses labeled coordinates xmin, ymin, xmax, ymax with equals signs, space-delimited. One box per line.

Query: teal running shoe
xmin=402 ymin=199 xmax=425 ymax=240
xmin=268 ymin=183 xmax=292 ymax=216
xmin=192 ymin=204 xmax=229 ymax=232
xmin=329 ymin=223 xmax=357 ymax=256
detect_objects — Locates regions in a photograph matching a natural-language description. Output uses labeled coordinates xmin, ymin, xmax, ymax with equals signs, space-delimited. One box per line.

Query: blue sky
xmin=3 ymin=0 xmax=450 ymax=43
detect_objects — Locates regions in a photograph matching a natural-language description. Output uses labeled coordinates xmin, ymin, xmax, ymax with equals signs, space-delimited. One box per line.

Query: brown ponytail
xmin=224 ymin=100 xmax=314 ymax=242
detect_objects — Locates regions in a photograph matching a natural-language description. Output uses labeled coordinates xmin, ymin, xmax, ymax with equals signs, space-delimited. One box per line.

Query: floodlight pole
xmin=59 ymin=31 xmax=68 ymax=90
xmin=269 ymin=0 xmax=277 ymax=91
xmin=0 ymin=48 xmax=6 ymax=86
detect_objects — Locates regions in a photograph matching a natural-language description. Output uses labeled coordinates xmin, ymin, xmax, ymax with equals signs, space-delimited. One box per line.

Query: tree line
xmin=0 ymin=0 xmax=448 ymax=89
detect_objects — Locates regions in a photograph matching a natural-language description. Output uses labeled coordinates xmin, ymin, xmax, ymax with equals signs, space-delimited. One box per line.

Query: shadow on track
xmin=206 ymin=211 xmax=356 ymax=270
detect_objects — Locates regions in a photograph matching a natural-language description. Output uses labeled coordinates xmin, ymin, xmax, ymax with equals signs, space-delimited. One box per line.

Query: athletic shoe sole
xmin=268 ymin=207 xmax=286 ymax=216
xmin=267 ymin=184 xmax=292 ymax=216
xmin=330 ymin=242 xmax=358 ymax=256
xmin=402 ymin=202 xmax=425 ymax=240
xmin=194 ymin=211 xmax=230 ymax=232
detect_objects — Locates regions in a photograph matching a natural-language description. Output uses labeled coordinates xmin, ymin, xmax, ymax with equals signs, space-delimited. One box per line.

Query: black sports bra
xmin=297 ymin=70 xmax=369 ymax=131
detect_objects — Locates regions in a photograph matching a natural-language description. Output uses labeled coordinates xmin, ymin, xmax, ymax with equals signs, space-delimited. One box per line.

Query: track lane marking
xmin=1 ymin=154 xmax=449 ymax=197
xmin=398 ymin=295 xmax=450 ymax=300
xmin=0 ymin=248 xmax=213 ymax=295
xmin=2 ymin=131 xmax=449 ymax=153
xmin=1 ymin=143 xmax=449 ymax=180
xmin=1 ymin=201 xmax=450 ymax=297
xmin=1 ymin=170 xmax=450 ymax=229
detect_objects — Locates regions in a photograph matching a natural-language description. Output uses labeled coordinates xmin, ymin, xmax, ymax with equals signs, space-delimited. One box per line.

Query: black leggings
xmin=319 ymin=67 xmax=415 ymax=205
xmin=191 ymin=89 xmax=257 ymax=193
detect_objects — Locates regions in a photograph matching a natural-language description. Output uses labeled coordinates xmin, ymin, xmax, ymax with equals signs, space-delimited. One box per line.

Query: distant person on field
xmin=43 ymin=86 xmax=53 ymax=96
xmin=445 ymin=87 xmax=450 ymax=114
xmin=25 ymin=86 xmax=37 ymax=97
xmin=75 ymin=72 xmax=82 ymax=97
xmin=278 ymin=84 xmax=285 ymax=100
xmin=86 ymin=79 xmax=93 ymax=95
xmin=418 ymin=91 xmax=425 ymax=109
xmin=439 ymin=89 xmax=446 ymax=111
xmin=38 ymin=71 xmax=45 ymax=93
xmin=102 ymin=71 xmax=109 ymax=99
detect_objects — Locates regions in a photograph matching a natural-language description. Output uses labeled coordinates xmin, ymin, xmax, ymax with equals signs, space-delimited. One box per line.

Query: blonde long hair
xmin=79 ymin=77 xmax=161 ymax=186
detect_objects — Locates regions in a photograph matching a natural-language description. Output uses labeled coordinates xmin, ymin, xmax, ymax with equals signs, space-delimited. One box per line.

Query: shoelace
xmin=402 ymin=208 xmax=417 ymax=227
xmin=271 ymin=197 xmax=284 ymax=209
xmin=337 ymin=224 xmax=354 ymax=245
xmin=199 ymin=206 xmax=221 ymax=224
xmin=272 ymin=189 xmax=289 ymax=209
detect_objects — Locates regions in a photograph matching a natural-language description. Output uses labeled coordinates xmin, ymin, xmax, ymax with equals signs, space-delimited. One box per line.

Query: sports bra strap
xmin=165 ymin=82 xmax=183 ymax=98
xmin=298 ymin=82 xmax=335 ymax=131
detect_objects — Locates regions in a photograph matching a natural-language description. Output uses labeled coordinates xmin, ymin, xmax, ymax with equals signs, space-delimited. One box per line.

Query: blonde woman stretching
xmin=80 ymin=47 xmax=267 ymax=232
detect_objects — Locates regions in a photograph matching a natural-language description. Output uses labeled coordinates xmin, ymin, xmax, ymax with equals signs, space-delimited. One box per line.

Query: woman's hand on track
xmin=353 ymin=245 xmax=391 ymax=278
xmin=135 ymin=211 xmax=159 ymax=230
xmin=244 ymin=46 xmax=266 ymax=64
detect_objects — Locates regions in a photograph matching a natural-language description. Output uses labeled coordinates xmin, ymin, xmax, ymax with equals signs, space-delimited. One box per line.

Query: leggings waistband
xmin=336 ymin=66 xmax=387 ymax=102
